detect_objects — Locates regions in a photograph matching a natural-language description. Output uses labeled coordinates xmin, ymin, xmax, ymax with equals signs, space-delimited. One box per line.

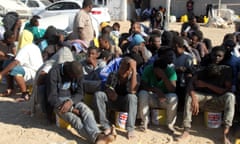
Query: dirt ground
xmin=0 ymin=22 xmax=240 ymax=144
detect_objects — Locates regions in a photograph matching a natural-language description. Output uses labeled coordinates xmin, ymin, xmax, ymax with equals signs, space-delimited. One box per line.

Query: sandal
xmin=15 ymin=92 xmax=30 ymax=102
xmin=0 ymin=89 xmax=13 ymax=97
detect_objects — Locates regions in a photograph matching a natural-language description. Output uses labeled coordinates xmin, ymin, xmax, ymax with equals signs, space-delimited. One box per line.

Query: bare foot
xmin=176 ymin=131 xmax=190 ymax=142
xmin=127 ymin=130 xmax=136 ymax=140
xmin=110 ymin=125 xmax=117 ymax=140
xmin=223 ymin=135 xmax=232 ymax=144
xmin=223 ymin=127 xmax=232 ymax=144
xmin=104 ymin=128 xmax=111 ymax=135
xmin=95 ymin=133 xmax=115 ymax=144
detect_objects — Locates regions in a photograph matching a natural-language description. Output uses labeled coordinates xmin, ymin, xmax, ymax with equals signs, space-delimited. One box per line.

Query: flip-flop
xmin=15 ymin=92 xmax=30 ymax=102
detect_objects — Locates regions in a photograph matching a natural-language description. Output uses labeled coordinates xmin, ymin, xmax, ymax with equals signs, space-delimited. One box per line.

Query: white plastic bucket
xmin=115 ymin=112 xmax=128 ymax=130
xmin=204 ymin=112 xmax=222 ymax=128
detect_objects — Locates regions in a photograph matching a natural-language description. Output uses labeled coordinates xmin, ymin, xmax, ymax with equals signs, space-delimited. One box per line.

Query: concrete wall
xmin=107 ymin=0 xmax=127 ymax=21
xmin=150 ymin=0 xmax=240 ymax=18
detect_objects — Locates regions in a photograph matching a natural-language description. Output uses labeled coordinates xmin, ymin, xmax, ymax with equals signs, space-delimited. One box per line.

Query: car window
xmin=93 ymin=0 xmax=107 ymax=6
xmin=28 ymin=0 xmax=40 ymax=7
xmin=47 ymin=2 xmax=80 ymax=10
xmin=41 ymin=0 xmax=51 ymax=6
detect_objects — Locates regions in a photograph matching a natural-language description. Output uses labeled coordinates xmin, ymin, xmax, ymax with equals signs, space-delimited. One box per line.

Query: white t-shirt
xmin=0 ymin=26 xmax=5 ymax=40
xmin=15 ymin=43 xmax=43 ymax=82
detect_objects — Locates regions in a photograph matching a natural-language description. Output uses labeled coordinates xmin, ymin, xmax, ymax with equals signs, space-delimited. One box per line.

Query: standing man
xmin=134 ymin=0 xmax=142 ymax=21
xmin=70 ymin=0 xmax=94 ymax=45
xmin=186 ymin=0 xmax=194 ymax=18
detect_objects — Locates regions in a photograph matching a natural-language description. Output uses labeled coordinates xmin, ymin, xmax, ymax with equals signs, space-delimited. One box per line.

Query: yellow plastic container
xmin=56 ymin=114 xmax=72 ymax=129
xmin=151 ymin=109 xmax=166 ymax=125
xmin=204 ymin=112 xmax=222 ymax=128
xmin=204 ymin=16 xmax=209 ymax=24
xmin=27 ymin=84 xmax=33 ymax=94
xmin=181 ymin=15 xmax=188 ymax=23
xmin=83 ymin=93 xmax=93 ymax=107
xmin=235 ymin=139 xmax=240 ymax=144
xmin=115 ymin=112 xmax=128 ymax=130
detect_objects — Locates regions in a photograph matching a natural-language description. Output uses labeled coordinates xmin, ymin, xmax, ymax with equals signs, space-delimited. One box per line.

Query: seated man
xmin=98 ymin=33 xmax=122 ymax=58
xmin=24 ymin=15 xmax=45 ymax=43
xmin=177 ymin=64 xmax=235 ymax=144
xmin=81 ymin=47 xmax=105 ymax=94
xmin=0 ymin=30 xmax=17 ymax=96
xmin=0 ymin=30 xmax=43 ymax=101
xmin=94 ymin=57 xmax=138 ymax=139
xmin=46 ymin=61 xmax=117 ymax=144
xmin=138 ymin=47 xmax=178 ymax=133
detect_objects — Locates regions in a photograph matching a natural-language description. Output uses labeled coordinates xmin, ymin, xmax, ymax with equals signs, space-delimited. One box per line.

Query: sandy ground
xmin=0 ymin=22 xmax=240 ymax=144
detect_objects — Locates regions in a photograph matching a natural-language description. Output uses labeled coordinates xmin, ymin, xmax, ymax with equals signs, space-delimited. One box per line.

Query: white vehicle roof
xmin=0 ymin=0 xmax=31 ymax=18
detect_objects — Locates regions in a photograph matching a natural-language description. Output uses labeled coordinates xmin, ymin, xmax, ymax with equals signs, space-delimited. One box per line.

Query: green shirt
xmin=141 ymin=64 xmax=177 ymax=93
xmin=24 ymin=22 xmax=45 ymax=42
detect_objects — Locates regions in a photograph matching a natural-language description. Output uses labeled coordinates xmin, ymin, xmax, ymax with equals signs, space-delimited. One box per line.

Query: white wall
xmin=107 ymin=0 xmax=127 ymax=21
xmin=150 ymin=0 xmax=240 ymax=18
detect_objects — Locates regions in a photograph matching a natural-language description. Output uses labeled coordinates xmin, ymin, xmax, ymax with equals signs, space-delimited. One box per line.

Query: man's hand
xmin=14 ymin=19 xmax=22 ymax=30
xmin=154 ymin=68 xmax=166 ymax=79
xmin=131 ymin=45 xmax=139 ymax=53
xmin=151 ymin=87 xmax=165 ymax=98
xmin=87 ymin=57 xmax=97 ymax=68
xmin=72 ymin=108 xmax=80 ymax=115
xmin=59 ymin=100 xmax=73 ymax=114
xmin=105 ymin=88 xmax=118 ymax=101
xmin=0 ymin=73 xmax=2 ymax=82
xmin=178 ymin=66 xmax=187 ymax=72
xmin=194 ymin=80 xmax=206 ymax=88
xmin=159 ymin=97 xmax=167 ymax=103
xmin=191 ymin=98 xmax=199 ymax=115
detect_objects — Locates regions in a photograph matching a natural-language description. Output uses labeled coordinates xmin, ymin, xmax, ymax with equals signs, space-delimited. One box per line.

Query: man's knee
xmin=138 ymin=90 xmax=149 ymax=101
xmin=94 ymin=91 xmax=106 ymax=101
xmin=166 ymin=93 xmax=178 ymax=103
xmin=75 ymin=102 xmax=94 ymax=115
xmin=126 ymin=93 xmax=137 ymax=104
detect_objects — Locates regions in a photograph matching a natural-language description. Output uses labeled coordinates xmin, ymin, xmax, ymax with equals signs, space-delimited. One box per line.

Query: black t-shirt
xmin=195 ymin=65 xmax=232 ymax=94
xmin=0 ymin=40 xmax=15 ymax=54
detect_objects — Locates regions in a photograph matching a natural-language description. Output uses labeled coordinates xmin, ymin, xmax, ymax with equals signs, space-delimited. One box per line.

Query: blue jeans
xmin=138 ymin=90 xmax=178 ymax=128
xmin=55 ymin=102 xmax=101 ymax=143
xmin=94 ymin=91 xmax=138 ymax=132
xmin=183 ymin=91 xmax=235 ymax=128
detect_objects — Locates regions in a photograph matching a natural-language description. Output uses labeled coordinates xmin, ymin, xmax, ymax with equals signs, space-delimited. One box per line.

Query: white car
xmin=0 ymin=0 xmax=32 ymax=19
xmin=20 ymin=0 xmax=52 ymax=15
xmin=36 ymin=0 xmax=111 ymax=24
xmin=21 ymin=13 xmax=100 ymax=38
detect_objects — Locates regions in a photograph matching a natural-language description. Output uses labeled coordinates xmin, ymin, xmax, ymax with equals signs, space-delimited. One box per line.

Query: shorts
xmin=9 ymin=65 xmax=25 ymax=77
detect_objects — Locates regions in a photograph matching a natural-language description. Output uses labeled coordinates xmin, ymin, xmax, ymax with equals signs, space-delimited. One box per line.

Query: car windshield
xmin=48 ymin=2 xmax=80 ymax=10
xmin=19 ymin=0 xmax=51 ymax=6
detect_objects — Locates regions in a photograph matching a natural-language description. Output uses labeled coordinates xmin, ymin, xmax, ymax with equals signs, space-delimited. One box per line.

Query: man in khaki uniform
xmin=70 ymin=0 xmax=94 ymax=45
